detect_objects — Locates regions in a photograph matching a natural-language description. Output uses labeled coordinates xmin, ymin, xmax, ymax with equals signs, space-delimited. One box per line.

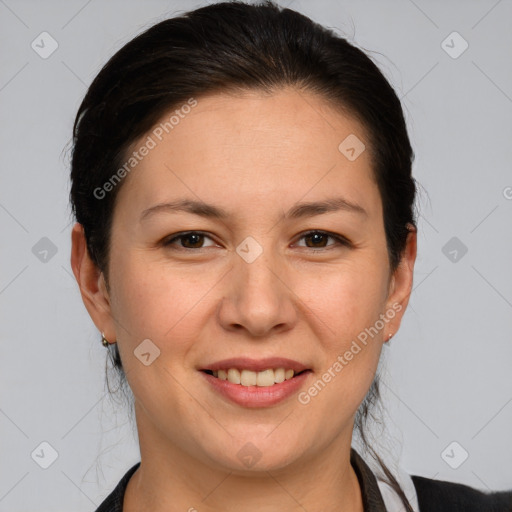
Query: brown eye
xmin=180 ymin=233 xmax=205 ymax=248
xmin=304 ymin=232 xmax=329 ymax=248
xmin=296 ymin=230 xmax=351 ymax=250
xmin=163 ymin=231 xmax=216 ymax=249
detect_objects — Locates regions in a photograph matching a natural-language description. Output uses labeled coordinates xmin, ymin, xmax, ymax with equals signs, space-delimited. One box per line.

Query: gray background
xmin=1 ymin=0 xmax=511 ymax=510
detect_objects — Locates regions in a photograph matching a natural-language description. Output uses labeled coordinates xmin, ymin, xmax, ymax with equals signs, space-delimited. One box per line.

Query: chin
xmin=200 ymin=431 xmax=306 ymax=474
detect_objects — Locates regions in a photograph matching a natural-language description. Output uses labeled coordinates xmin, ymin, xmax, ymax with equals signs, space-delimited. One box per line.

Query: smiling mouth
xmin=201 ymin=368 xmax=310 ymax=387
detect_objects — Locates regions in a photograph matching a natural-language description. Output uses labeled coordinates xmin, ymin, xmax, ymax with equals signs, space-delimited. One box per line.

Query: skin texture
xmin=71 ymin=87 xmax=417 ymax=512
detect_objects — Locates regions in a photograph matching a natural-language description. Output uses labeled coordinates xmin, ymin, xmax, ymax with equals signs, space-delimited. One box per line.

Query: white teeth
xmin=256 ymin=369 xmax=275 ymax=387
xmin=227 ymin=368 xmax=241 ymax=384
xmin=210 ymin=367 xmax=297 ymax=386
xmin=274 ymin=368 xmax=285 ymax=383
xmin=240 ymin=369 xmax=257 ymax=386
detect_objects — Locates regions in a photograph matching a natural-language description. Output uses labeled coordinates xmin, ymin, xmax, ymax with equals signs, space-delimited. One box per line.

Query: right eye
xmin=161 ymin=231 xmax=218 ymax=250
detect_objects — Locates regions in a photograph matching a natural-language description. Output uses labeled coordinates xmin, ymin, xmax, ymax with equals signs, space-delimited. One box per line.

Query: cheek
xmin=296 ymin=260 xmax=389 ymax=348
xmin=109 ymin=241 xmax=389 ymax=357
xmin=296 ymin=267 xmax=386 ymax=423
xmin=109 ymin=255 xmax=218 ymax=348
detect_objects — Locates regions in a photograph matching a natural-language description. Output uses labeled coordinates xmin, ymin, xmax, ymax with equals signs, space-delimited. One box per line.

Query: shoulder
xmin=411 ymin=474 xmax=512 ymax=512
xmin=94 ymin=462 xmax=140 ymax=512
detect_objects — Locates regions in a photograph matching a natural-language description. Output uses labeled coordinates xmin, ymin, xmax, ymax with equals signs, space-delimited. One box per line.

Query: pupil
xmin=184 ymin=234 xmax=203 ymax=248
xmin=308 ymin=233 xmax=325 ymax=247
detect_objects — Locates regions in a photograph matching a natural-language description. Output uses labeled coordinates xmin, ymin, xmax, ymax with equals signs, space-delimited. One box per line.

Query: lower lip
xmin=201 ymin=371 xmax=312 ymax=408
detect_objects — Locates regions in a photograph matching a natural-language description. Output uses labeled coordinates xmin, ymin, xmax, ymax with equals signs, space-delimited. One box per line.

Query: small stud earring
xmin=101 ymin=332 xmax=110 ymax=347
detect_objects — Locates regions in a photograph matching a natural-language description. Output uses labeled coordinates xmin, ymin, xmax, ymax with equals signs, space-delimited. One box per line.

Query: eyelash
xmin=161 ymin=230 xmax=351 ymax=251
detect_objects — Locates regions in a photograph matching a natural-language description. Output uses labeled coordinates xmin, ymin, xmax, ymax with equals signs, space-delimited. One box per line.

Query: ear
xmin=70 ymin=222 xmax=117 ymax=342
xmin=383 ymin=224 xmax=417 ymax=339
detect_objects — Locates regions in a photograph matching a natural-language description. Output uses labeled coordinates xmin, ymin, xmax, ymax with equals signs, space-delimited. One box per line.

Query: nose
xmin=217 ymin=246 xmax=298 ymax=338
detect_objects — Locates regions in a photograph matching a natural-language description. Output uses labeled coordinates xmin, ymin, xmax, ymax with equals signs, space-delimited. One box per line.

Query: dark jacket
xmin=95 ymin=448 xmax=512 ymax=511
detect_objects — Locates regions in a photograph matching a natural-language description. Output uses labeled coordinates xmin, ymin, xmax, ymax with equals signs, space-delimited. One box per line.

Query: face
xmin=72 ymin=87 xmax=416 ymax=474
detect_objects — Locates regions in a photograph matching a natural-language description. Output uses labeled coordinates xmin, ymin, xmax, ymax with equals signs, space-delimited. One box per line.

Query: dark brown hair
xmin=69 ymin=2 xmax=417 ymax=509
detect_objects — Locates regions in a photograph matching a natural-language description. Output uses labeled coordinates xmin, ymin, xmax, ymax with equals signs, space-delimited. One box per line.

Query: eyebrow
xmin=139 ymin=197 xmax=367 ymax=222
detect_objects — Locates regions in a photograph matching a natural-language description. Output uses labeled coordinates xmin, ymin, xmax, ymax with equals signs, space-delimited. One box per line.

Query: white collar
xmin=376 ymin=468 xmax=420 ymax=512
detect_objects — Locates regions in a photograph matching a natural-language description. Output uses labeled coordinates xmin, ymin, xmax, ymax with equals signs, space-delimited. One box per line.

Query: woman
xmin=69 ymin=1 xmax=512 ymax=510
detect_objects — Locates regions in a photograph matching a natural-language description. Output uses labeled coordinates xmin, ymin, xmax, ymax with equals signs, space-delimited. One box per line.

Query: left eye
xmin=295 ymin=230 xmax=349 ymax=249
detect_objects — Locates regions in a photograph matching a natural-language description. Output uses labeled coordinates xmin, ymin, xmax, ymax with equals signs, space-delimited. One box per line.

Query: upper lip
xmin=200 ymin=357 xmax=310 ymax=373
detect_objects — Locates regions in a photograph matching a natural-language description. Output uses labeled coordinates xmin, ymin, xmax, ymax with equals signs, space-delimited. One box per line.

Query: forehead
xmin=115 ymin=87 xmax=381 ymax=220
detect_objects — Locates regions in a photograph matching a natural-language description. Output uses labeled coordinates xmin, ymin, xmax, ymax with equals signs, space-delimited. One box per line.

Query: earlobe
xmin=70 ymin=222 xmax=116 ymax=339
